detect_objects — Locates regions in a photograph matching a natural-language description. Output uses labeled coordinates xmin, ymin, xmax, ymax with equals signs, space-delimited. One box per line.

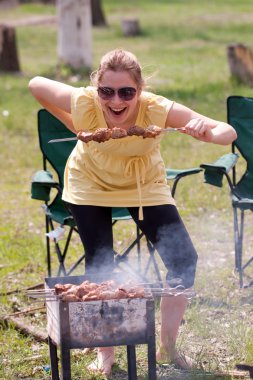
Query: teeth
xmin=111 ymin=108 xmax=125 ymax=112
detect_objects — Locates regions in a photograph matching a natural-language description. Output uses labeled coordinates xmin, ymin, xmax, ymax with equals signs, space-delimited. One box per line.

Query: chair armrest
xmin=166 ymin=167 xmax=202 ymax=180
xmin=166 ymin=167 xmax=202 ymax=197
xmin=200 ymin=153 xmax=239 ymax=187
xmin=31 ymin=170 xmax=59 ymax=201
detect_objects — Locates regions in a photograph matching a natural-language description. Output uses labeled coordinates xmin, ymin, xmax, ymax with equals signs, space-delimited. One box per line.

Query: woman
xmin=29 ymin=49 xmax=237 ymax=376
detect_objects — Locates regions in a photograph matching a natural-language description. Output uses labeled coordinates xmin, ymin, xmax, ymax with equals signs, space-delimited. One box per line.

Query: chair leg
xmin=55 ymin=242 xmax=67 ymax=277
xmin=171 ymin=177 xmax=180 ymax=198
xmin=233 ymin=207 xmax=244 ymax=288
xmin=48 ymin=219 xmax=67 ymax=276
xmin=136 ymin=226 xmax=141 ymax=272
xmin=46 ymin=216 xmax=52 ymax=277
xmin=114 ymin=230 xmax=163 ymax=284
xmin=46 ymin=219 xmax=85 ymax=276
xmin=67 ymin=253 xmax=85 ymax=276
xmin=144 ymin=239 xmax=163 ymax=283
xmin=57 ymin=226 xmax=76 ymax=276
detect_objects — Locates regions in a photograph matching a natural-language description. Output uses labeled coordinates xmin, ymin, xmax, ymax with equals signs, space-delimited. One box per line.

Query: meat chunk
xmin=143 ymin=125 xmax=162 ymax=138
xmin=92 ymin=128 xmax=112 ymax=143
xmin=111 ymin=127 xmax=128 ymax=139
xmin=115 ymin=288 xmax=128 ymax=299
xmin=77 ymin=130 xmax=93 ymax=143
xmin=54 ymin=283 xmax=75 ymax=295
xmin=127 ymin=125 xmax=145 ymax=136
xmin=61 ymin=293 xmax=80 ymax=302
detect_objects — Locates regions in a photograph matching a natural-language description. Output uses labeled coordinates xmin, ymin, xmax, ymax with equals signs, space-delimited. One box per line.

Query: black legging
xmin=67 ymin=203 xmax=198 ymax=288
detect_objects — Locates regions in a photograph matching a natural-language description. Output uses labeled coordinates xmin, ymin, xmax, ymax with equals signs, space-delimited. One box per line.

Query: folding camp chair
xmin=31 ymin=109 xmax=202 ymax=279
xmin=200 ymin=95 xmax=253 ymax=288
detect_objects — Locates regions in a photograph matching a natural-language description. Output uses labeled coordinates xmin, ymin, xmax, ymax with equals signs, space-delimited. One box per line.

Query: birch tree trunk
xmin=57 ymin=0 xmax=92 ymax=70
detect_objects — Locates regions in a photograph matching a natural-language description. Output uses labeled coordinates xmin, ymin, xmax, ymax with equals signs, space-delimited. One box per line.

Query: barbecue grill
xmin=43 ymin=274 xmax=157 ymax=380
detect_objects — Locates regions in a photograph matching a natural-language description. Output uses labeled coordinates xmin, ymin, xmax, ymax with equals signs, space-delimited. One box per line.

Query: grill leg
xmin=147 ymin=299 xmax=157 ymax=379
xmin=127 ymin=345 xmax=137 ymax=380
xmin=60 ymin=345 xmax=71 ymax=380
xmin=48 ymin=336 xmax=59 ymax=380
xmin=147 ymin=338 xmax=157 ymax=380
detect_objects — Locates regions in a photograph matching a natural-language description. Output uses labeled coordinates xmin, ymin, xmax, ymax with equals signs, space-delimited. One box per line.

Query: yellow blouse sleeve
xmin=143 ymin=92 xmax=174 ymax=128
xmin=71 ymin=86 xmax=98 ymax=132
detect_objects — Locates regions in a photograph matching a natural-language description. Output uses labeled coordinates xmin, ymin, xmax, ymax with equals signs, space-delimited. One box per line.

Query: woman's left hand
xmin=183 ymin=118 xmax=214 ymax=142
xmin=166 ymin=102 xmax=237 ymax=145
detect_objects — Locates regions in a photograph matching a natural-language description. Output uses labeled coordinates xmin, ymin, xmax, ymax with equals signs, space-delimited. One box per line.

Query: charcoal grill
xmin=45 ymin=275 xmax=157 ymax=380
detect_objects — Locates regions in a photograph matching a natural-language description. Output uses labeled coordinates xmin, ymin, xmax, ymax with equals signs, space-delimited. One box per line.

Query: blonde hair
xmin=90 ymin=49 xmax=145 ymax=88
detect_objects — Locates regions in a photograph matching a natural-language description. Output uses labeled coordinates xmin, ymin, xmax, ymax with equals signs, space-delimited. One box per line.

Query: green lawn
xmin=1 ymin=1 xmax=253 ymax=379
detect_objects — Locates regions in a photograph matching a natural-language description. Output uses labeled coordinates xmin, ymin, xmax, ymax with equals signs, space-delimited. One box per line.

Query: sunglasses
xmin=97 ymin=86 xmax=137 ymax=101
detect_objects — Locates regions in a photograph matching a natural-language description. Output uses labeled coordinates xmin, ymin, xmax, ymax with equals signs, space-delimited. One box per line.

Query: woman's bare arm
xmin=28 ymin=76 xmax=76 ymax=133
xmin=166 ymin=102 xmax=237 ymax=145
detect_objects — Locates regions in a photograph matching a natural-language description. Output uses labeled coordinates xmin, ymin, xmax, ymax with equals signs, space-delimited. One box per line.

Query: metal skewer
xmin=48 ymin=128 xmax=185 ymax=143
xmin=26 ymin=289 xmax=57 ymax=298
xmin=26 ymin=290 xmax=55 ymax=295
xmin=150 ymin=289 xmax=196 ymax=298
xmin=161 ymin=127 xmax=185 ymax=133
xmin=48 ymin=137 xmax=78 ymax=143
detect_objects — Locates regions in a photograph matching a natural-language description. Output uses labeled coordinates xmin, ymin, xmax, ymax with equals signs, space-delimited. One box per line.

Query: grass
xmin=1 ymin=0 xmax=253 ymax=379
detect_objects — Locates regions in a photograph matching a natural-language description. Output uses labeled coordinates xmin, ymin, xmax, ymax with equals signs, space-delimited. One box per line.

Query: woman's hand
xmin=166 ymin=102 xmax=237 ymax=145
xmin=183 ymin=118 xmax=214 ymax=142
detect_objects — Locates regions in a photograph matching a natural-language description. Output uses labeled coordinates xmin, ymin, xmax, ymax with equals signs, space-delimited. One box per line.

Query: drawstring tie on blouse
xmin=124 ymin=157 xmax=146 ymax=220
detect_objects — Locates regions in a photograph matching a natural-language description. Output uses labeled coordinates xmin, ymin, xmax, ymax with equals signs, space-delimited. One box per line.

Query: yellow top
xmin=62 ymin=86 xmax=176 ymax=219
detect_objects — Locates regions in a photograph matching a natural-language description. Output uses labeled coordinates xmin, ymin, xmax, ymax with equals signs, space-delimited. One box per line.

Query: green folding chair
xmin=31 ymin=109 xmax=202 ymax=279
xmin=200 ymin=95 xmax=253 ymax=288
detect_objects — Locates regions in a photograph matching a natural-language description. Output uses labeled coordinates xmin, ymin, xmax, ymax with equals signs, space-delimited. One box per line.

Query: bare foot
xmin=173 ymin=352 xmax=193 ymax=370
xmin=156 ymin=347 xmax=193 ymax=370
xmin=88 ymin=347 xmax=115 ymax=375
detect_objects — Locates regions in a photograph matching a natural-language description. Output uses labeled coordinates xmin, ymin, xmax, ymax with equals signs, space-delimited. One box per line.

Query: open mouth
xmin=109 ymin=107 xmax=126 ymax=116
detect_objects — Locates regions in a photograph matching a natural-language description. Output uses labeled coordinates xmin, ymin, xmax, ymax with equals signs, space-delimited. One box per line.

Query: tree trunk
xmin=2 ymin=315 xmax=47 ymax=343
xmin=57 ymin=0 xmax=92 ymax=70
xmin=121 ymin=18 xmax=140 ymax=37
xmin=91 ymin=0 xmax=107 ymax=26
xmin=0 ymin=24 xmax=20 ymax=72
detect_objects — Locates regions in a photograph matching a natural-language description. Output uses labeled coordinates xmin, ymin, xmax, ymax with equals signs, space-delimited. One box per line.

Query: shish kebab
xmin=49 ymin=125 xmax=185 ymax=143
xmin=27 ymin=280 xmax=195 ymax=302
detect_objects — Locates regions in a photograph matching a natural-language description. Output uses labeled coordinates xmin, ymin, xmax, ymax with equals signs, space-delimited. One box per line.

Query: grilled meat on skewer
xmin=78 ymin=127 xmax=128 ymax=143
xmin=54 ymin=280 xmax=147 ymax=302
xmin=77 ymin=125 xmax=163 ymax=144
